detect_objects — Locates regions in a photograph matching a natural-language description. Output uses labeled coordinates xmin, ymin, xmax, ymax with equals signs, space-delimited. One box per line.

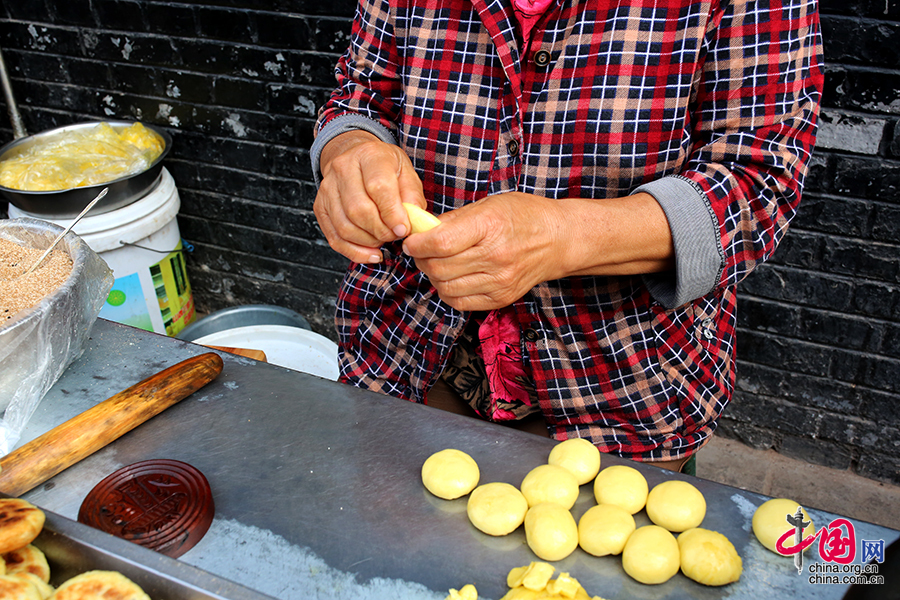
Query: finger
xmin=335 ymin=159 xmax=397 ymax=243
xmin=317 ymin=208 xmax=384 ymax=264
xmin=317 ymin=178 xmax=385 ymax=249
xmin=357 ymin=148 xmax=410 ymax=239
xmin=314 ymin=190 xmax=384 ymax=264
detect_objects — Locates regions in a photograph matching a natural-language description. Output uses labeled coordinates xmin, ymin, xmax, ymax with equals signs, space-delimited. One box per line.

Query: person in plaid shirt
xmin=311 ymin=0 xmax=823 ymax=469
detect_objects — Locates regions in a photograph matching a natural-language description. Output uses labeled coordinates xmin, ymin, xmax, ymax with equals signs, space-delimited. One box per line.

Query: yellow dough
xmin=592 ymin=465 xmax=648 ymax=515
xmin=467 ymin=482 xmax=529 ymax=536
xmin=752 ymin=498 xmax=815 ymax=556
xmin=577 ymin=503 xmax=636 ymax=557
xmin=446 ymin=584 xmax=478 ymax=600
xmin=677 ymin=527 xmax=743 ymax=586
xmin=621 ymin=525 xmax=680 ymax=585
xmin=547 ymin=438 xmax=601 ymax=485
xmin=520 ymin=465 xmax=580 ymax=510
xmin=403 ymin=203 xmax=442 ymax=233
xmin=507 ymin=562 xmax=556 ymax=590
xmin=422 ymin=449 xmax=480 ymax=500
xmin=645 ymin=480 xmax=706 ymax=532
xmin=524 ymin=503 xmax=579 ymax=562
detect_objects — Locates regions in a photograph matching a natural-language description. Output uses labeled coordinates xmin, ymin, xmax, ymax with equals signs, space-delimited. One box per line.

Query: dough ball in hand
xmin=422 ymin=449 xmax=480 ymax=500
xmin=520 ymin=465 xmax=579 ymax=510
xmin=645 ymin=480 xmax=706 ymax=532
xmin=577 ymin=503 xmax=635 ymax=557
xmin=524 ymin=503 xmax=579 ymax=562
xmin=622 ymin=525 xmax=680 ymax=585
xmin=592 ymin=465 xmax=648 ymax=515
xmin=467 ymin=482 xmax=529 ymax=536
xmin=547 ymin=438 xmax=601 ymax=485
xmin=677 ymin=527 xmax=742 ymax=586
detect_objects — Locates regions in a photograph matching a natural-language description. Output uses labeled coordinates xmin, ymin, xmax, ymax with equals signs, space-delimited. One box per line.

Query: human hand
xmin=314 ymin=130 xmax=426 ymax=263
xmin=401 ymin=193 xmax=567 ymax=311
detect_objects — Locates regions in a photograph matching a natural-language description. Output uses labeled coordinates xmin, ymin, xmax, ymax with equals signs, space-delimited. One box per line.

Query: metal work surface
xmin=18 ymin=319 xmax=899 ymax=600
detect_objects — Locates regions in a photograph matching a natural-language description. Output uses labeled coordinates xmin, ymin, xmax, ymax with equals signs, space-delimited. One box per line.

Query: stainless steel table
xmin=16 ymin=319 xmax=899 ymax=600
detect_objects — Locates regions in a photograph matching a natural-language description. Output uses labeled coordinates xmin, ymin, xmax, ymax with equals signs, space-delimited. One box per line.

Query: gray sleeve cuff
xmin=311 ymin=114 xmax=398 ymax=185
xmin=634 ymin=175 xmax=724 ymax=309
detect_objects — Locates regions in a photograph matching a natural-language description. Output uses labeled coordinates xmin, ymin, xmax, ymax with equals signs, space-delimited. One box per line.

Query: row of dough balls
xmin=0 ymin=498 xmax=152 ymax=600
xmin=421 ymin=440 xmax=742 ymax=587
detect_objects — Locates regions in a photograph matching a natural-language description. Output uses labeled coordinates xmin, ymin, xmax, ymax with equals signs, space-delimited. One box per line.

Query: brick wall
xmin=1 ymin=1 xmax=897 ymax=484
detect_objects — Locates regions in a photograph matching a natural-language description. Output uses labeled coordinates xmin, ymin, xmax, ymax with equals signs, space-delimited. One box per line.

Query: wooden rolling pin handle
xmin=0 ymin=352 xmax=224 ymax=498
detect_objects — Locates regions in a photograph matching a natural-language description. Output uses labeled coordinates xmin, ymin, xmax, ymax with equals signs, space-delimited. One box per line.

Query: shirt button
xmin=524 ymin=328 xmax=539 ymax=342
xmin=533 ymin=50 xmax=551 ymax=67
xmin=507 ymin=140 xmax=519 ymax=157
xmin=700 ymin=318 xmax=715 ymax=340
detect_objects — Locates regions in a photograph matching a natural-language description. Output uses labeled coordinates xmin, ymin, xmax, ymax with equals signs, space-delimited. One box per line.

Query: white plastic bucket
xmin=8 ymin=168 xmax=195 ymax=336
xmin=193 ymin=325 xmax=340 ymax=380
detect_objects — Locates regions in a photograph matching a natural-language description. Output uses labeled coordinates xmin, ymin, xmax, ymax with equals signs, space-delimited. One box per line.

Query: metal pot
xmin=0 ymin=120 xmax=172 ymax=218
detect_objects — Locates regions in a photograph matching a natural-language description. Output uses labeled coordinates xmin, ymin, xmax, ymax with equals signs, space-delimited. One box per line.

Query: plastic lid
xmin=78 ymin=459 xmax=214 ymax=558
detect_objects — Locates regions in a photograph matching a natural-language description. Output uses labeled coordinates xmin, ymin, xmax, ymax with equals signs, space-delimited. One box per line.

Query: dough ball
xmin=621 ymin=525 xmax=680 ymax=585
xmin=577 ymin=503 xmax=636 ymax=557
xmin=524 ymin=503 xmax=579 ymax=562
xmin=592 ymin=465 xmax=648 ymax=515
xmin=547 ymin=438 xmax=601 ymax=485
xmin=645 ymin=480 xmax=706 ymax=532
xmin=677 ymin=527 xmax=742 ymax=586
xmin=752 ymin=498 xmax=815 ymax=556
xmin=467 ymin=482 xmax=529 ymax=536
xmin=520 ymin=464 xmax=579 ymax=510
xmin=422 ymin=449 xmax=480 ymax=500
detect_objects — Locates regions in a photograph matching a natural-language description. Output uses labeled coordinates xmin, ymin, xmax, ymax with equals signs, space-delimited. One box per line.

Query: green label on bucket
xmin=100 ymin=244 xmax=195 ymax=336
xmin=101 ymin=271 xmax=155 ymax=331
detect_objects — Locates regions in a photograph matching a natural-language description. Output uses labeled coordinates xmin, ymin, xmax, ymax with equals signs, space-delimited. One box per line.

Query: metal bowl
xmin=0 ymin=120 xmax=172 ymax=218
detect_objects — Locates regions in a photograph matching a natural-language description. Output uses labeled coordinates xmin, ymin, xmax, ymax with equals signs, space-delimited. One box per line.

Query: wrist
xmin=320 ymin=130 xmax=381 ymax=179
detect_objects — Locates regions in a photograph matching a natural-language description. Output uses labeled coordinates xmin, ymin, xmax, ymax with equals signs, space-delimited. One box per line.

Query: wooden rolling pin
xmin=0 ymin=352 xmax=224 ymax=497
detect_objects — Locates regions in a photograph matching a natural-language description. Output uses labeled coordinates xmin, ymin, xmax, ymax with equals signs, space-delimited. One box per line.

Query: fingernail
xmin=368 ymin=254 xmax=382 ymax=263
xmin=393 ymin=224 xmax=408 ymax=237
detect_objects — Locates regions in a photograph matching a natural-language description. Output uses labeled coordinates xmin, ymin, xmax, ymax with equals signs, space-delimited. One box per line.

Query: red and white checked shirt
xmin=313 ymin=0 xmax=823 ymax=461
